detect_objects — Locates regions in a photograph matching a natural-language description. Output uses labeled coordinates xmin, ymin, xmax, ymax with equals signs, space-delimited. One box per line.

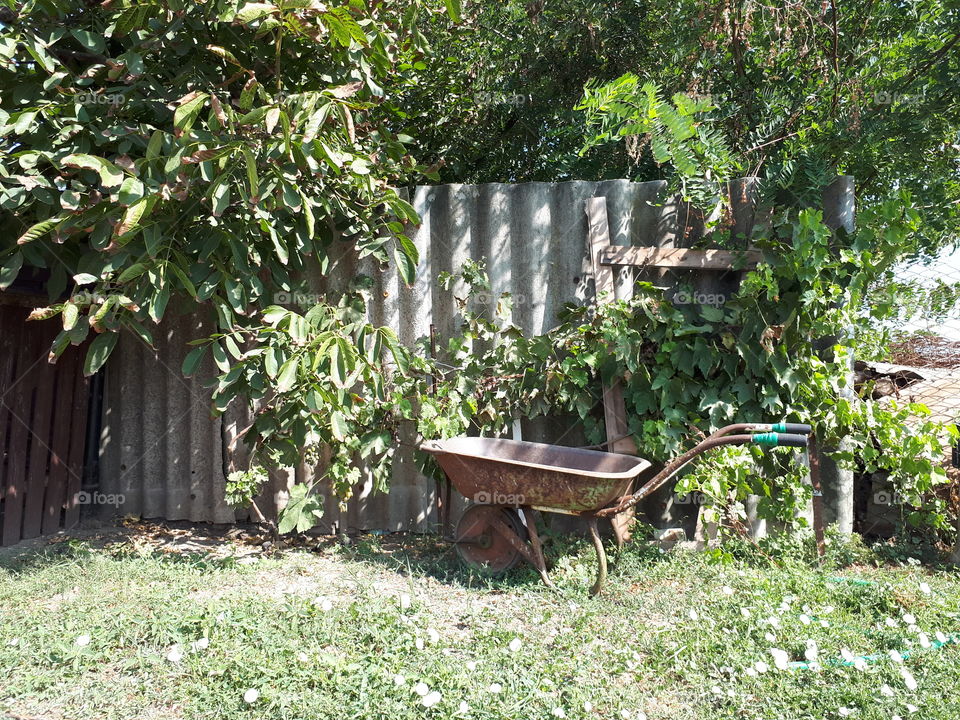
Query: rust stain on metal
xmin=421 ymin=437 xmax=651 ymax=514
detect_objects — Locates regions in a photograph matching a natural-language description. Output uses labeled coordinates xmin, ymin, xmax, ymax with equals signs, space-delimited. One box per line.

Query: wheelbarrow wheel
xmin=455 ymin=504 xmax=527 ymax=575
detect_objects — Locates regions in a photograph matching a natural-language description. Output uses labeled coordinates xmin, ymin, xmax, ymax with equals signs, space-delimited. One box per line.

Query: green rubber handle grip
xmin=772 ymin=422 xmax=812 ymax=434
xmin=752 ymin=432 xmax=808 ymax=447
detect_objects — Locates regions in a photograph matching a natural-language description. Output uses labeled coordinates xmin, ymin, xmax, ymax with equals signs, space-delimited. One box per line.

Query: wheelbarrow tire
xmin=455 ymin=504 xmax=527 ymax=575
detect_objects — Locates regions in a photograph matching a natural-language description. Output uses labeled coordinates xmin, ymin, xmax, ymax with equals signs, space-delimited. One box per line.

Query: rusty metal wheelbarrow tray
xmin=421 ymin=436 xmax=652 ymax=513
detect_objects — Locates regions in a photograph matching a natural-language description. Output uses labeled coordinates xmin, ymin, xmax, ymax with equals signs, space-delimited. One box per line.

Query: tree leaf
xmin=0 ymin=252 xmax=23 ymax=290
xmin=62 ymin=301 xmax=79 ymax=331
xmin=182 ymin=345 xmax=207 ymax=377
xmin=17 ymin=217 xmax=63 ymax=245
xmin=330 ymin=410 xmax=349 ymax=441
xmin=173 ymin=92 xmax=210 ymax=135
xmin=62 ymin=154 xmax=124 ymax=188
xmin=83 ymin=332 xmax=119 ymax=376
xmin=277 ymin=357 xmax=299 ymax=392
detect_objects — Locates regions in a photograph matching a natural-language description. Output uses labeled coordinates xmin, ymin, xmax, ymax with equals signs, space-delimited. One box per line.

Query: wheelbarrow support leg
xmin=588 ymin=517 xmax=608 ymax=596
xmin=521 ymin=508 xmax=553 ymax=588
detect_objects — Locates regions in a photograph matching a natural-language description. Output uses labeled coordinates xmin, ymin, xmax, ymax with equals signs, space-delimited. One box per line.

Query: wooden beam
xmin=600 ymin=246 xmax=762 ymax=270
xmin=585 ymin=197 xmax=637 ymax=546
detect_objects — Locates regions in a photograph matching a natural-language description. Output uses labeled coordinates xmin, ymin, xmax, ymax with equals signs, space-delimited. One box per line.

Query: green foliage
xmin=225 ymin=466 xmax=268 ymax=509
xmin=578 ymin=77 xmax=738 ymax=209
xmin=208 ymin=278 xmax=429 ymax=509
xmin=0 ymin=0 xmax=435 ymax=374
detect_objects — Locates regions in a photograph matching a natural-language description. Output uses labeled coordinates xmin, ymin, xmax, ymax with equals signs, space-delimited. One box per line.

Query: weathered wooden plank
xmin=63 ymin=361 xmax=90 ymax=530
xmin=42 ymin=350 xmax=77 ymax=535
xmin=21 ymin=346 xmax=55 ymax=540
xmin=1 ymin=325 xmax=43 ymax=546
xmin=600 ymin=246 xmax=762 ymax=269
xmin=585 ymin=197 xmax=637 ymax=545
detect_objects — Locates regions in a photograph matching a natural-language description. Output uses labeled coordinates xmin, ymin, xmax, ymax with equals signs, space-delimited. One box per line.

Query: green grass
xmin=2 ymin=526 xmax=960 ymax=720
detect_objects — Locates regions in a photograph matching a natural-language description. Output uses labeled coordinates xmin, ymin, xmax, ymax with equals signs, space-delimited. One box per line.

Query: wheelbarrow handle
xmin=599 ymin=432 xmax=807 ymax=518
xmin=772 ymin=422 xmax=812 ymax=434
xmin=751 ymin=432 xmax=808 ymax=448
xmin=707 ymin=421 xmax=812 ymax=440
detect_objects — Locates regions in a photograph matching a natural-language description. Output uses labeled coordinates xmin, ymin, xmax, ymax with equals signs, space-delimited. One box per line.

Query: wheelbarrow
xmin=421 ymin=422 xmax=815 ymax=594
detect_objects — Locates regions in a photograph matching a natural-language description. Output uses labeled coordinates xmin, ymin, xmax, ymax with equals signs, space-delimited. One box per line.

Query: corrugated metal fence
xmin=99 ymin=178 xmax=769 ymax=532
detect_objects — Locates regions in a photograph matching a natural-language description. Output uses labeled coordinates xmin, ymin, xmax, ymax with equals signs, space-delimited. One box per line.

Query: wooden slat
xmin=63 ymin=359 xmax=90 ymax=529
xmin=21 ymin=349 xmax=55 ymax=539
xmin=600 ymin=246 xmax=762 ymax=269
xmin=585 ymin=197 xmax=637 ymax=545
xmin=42 ymin=351 xmax=78 ymax=535
xmin=1 ymin=327 xmax=43 ymax=546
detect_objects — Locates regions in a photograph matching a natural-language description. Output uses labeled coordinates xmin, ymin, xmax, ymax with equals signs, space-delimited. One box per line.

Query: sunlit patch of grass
xmin=1 ymin=529 xmax=959 ymax=719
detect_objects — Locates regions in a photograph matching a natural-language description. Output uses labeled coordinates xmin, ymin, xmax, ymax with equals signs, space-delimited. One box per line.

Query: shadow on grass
xmin=333 ymin=522 xmax=675 ymax=597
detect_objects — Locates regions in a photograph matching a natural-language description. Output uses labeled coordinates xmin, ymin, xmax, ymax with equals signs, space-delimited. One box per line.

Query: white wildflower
xmin=400 ymin=593 xmax=411 ymax=610
xmin=393 ymin=674 xmax=406 ymax=686
xmin=422 ymin=691 xmax=442 ymax=708
xmin=415 ymin=637 xmax=425 ymax=651
xmin=902 ymin=613 xmax=916 ymax=625
xmin=689 ymin=609 xmax=699 ymax=621
xmin=755 ymin=661 xmax=769 ymax=674
xmin=918 ymin=632 xmax=931 ymax=648
xmin=840 ymin=648 xmax=855 ymax=663
xmin=900 ymin=668 xmax=918 ymax=691
xmin=459 ymin=701 xmax=469 ymax=713
xmin=508 ymin=637 xmax=522 ymax=652
xmin=765 ymin=632 xmax=777 ymax=643
xmin=888 ymin=649 xmax=904 ymax=664
xmin=740 ymin=607 xmax=751 ymax=618
xmin=166 ymin=645 xmax=184 ymax=663
xmin=487 ymin=683 xmax=502 ymax=694
xmin=799 ymin=614 xmax=811 ymax=625
xmin=838 ymin=707 xmax=853 ymax=717
xmin=75 ymin=634 xmax=91 ymax=647
xmin=766 ymin=616 xmax=781 ymax=628
xmin=906 ymin=703 xmax=918 ymax=713
xmin=804 ymin=640 xmax=819 ymax=663
xmin=551 ymin=708 xmax=566 ymax=718
xmin=427 ymin=628 xmax=440 ymax=644
xmin=191 ymin=637 xmax=209 ymax=652
xmin=413 ymin=682 xmax=430 ymax=697
xmin=853 ymin=657 xmax=868 ymax=671
xmin=769 ymin=648 xmax=789 ymax=670
xmin=465 ymin=660 xmax=477 ymax=671
xmin=935 ymin=631 xmax=948 ymax=643
xmin=721 ymin=586 xmax=734 ymax=596
xmin=880 ymin=684 xmax=895 ymax=697
xmin=918 ymin=582 xmax=931 ymax=595
xmin=243 ymin=688 xmax=260 ymax=704
xmin=885 ymin=617 xmax=898 ymax=628
xmin=583 ymin=701 xmax=593 ymax=712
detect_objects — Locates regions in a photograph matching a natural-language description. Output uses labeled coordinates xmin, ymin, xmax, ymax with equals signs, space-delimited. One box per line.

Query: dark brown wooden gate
xmin=1 ymin=295 xmax=90 ymax=546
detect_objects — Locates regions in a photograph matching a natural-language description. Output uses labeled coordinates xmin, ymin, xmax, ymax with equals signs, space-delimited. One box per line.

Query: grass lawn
xmin=1 ymin=522 xmax=959 ymax=720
